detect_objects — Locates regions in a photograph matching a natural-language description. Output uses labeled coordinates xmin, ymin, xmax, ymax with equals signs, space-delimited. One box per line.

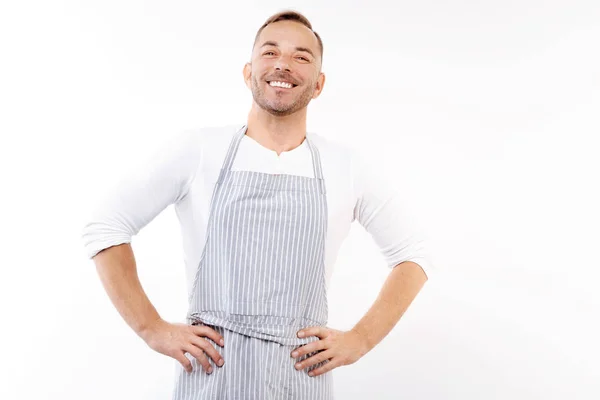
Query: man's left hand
xmin=290 ymin=326 xmax=370 ymax=377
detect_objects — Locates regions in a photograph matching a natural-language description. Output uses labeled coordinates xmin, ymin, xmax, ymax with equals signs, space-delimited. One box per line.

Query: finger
xmin=192 ymin=325 xmax=225 ymax=347
xmin=308 ymin=357 xmax=337 ymax=377
xmin=295 ymin=349 xmax=333 ymax=371
xmin=291 ymin=340 xmax=326 ymax=359
xmin=190 ymin=335 xmax=224 ymax=367
xmin=298 ymin=326 xmax=325 ymax=339
xmin=183 ymin=344 xmax=213 ymax=374
xmin=174 ymin=351 xmax=193 ymax=373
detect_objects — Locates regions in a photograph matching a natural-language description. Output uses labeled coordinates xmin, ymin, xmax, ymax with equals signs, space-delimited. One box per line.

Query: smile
xmin=267 ymin=80 xmax=297 ymax=89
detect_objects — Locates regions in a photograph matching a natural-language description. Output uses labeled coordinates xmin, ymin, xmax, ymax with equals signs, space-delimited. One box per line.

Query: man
xmin=81 ymin=10 xmax=433 ymax=399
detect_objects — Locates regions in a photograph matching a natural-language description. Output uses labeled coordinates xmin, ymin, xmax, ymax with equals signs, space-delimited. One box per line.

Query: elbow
xmin=81 ymin=220 xmax=133 ymax=260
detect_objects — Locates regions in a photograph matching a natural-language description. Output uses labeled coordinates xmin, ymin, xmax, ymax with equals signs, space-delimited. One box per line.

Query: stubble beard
xmin=251 ymin=74 xmax=315 ymax=117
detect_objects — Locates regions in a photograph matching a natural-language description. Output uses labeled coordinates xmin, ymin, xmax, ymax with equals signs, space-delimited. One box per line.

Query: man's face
xmin=244 ymin=20 xmax=325 ymax=117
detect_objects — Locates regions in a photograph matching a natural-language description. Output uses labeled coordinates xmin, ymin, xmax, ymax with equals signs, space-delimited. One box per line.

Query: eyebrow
xmin=260 ymin=40 xmax=315 ymax=58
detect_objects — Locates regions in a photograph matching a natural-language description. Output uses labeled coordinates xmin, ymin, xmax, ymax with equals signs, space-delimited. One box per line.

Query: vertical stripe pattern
xmin=173 ymin=323 xmax=333 ymax=400
xmin=172 ymin=125 xmax=333 ymax=399
xmin=172 ymin=322 xmax=333 ymax=399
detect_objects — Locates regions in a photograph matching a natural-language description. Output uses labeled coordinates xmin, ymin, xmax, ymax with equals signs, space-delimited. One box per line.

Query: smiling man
xmin=248 ymin=29 xmax=323 ymax=118
xmin=82 ymin=9 xmax=434 ymax=399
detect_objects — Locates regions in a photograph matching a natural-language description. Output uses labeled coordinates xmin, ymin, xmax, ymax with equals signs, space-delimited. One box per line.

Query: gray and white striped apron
xmin=172 ymin=125 xmax=333 ymax=399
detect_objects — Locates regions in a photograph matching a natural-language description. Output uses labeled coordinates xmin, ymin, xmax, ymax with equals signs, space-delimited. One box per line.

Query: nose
xmin=274 ymin=55 xmax=292 ymax=72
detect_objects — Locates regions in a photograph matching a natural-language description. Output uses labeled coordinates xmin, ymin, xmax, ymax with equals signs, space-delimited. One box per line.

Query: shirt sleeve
xmin=351 ymin=149 xmax=435 ymax=279
xmin=80 ymin=129 xmax=202 ymax=260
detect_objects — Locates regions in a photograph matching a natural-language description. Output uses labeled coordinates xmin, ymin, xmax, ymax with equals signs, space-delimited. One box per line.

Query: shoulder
xmin=310 ymin=132 xmax=397 ymax=202
xmin=308 ymin=131 xmax=371 ymax=191
xmin=165 ymin=124 xmax=244 ymax=162
xmin=179 ymin=123 xmax=243 ymax=146
xmin=176 ymin=124 xmax=245 ymax=171
xmin=307 ymin=131 xmax=357 ymax=165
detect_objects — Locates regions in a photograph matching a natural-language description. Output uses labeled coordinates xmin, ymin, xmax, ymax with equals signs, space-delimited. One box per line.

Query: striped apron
xmin=172 ymin=125 xmax=333 ymax=399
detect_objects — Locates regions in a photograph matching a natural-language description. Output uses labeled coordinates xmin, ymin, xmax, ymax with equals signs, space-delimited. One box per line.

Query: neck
xmin=246 ymin=103 xmax=308 ymax=155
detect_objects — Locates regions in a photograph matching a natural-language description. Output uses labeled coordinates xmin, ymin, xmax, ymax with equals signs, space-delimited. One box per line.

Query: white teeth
xmin=269 ymin=81 xmax=293 ymax=89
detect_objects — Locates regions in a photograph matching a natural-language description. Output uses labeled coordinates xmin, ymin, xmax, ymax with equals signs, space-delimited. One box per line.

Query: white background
xmin=1 ymin=1 xmax=599 ymax=399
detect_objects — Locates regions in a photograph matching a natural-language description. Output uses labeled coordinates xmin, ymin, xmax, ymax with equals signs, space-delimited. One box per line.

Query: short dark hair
xmin=253 ymin=10 xmax=324 ymax=61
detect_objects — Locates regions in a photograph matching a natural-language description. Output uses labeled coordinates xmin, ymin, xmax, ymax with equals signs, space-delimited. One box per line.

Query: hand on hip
xmin=141 ymin=318 xmax=225 ymax=374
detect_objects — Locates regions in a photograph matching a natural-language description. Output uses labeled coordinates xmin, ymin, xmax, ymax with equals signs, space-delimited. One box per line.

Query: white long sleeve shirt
xmin=81 ymin=124 xmax=433 ymax=297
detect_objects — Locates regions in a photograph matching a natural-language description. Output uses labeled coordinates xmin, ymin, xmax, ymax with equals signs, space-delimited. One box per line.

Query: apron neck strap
xmin=221 ymin=125 xmax=325 ymax=182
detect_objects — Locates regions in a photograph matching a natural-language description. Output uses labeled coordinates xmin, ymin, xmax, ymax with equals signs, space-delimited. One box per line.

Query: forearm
xmin=351 ymin=261 xmax=428 ymax=352
xmin=93 ymin=243 xmax=161 ymax=341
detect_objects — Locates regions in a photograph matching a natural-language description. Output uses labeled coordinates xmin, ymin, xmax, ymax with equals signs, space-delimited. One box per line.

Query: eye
xmin=297 ymin=56 xmax=309 ymax=61
xmin=264 ymin=51 xmax=275 ymax=56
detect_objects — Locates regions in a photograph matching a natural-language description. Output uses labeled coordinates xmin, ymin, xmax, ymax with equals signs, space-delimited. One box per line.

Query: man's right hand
xmin=140 ymin=318 xmax=225 ymax=374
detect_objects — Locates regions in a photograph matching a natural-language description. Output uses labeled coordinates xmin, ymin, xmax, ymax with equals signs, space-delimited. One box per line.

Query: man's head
xmin=243 ymin=10 xmax=326 ymax=117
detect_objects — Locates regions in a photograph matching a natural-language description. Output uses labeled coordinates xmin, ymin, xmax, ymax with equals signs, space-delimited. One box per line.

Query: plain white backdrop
xmin=1 ymin=0 xmax=599 ymax=399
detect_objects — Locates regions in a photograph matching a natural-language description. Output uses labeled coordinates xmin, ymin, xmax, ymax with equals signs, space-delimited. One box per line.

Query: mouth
xmin=266 ymin=80 xmax=298 ymax=90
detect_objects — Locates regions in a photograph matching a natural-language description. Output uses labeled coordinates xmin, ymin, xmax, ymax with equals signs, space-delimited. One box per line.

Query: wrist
xmin=350 ymin=326 xmax=373 ymax=355
xmin=137 ymin=316 xmax=164 ymax=342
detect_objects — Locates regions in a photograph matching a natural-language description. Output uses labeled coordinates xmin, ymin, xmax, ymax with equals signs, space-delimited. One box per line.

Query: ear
xmin=312 ymin=72 xmax=326 ymax=99
xmin=243 ymin=63 xmax=252 ymax=90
